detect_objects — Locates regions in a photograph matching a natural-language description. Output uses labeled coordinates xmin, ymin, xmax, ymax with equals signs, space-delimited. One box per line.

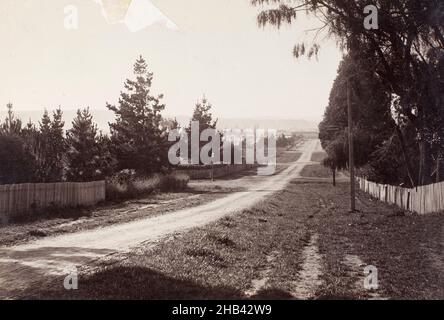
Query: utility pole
xmin=211 ymin=152 xmax=215 ymax=182
xmin=254 ymin=124 xmax=257 ymax=165
xmin=326 ymin=125 xmax=340 ymax=187
xmin=347 ymin=80 xmax=356 ymax=212
xmin=332 ymin=167 xmax=336 ymax=187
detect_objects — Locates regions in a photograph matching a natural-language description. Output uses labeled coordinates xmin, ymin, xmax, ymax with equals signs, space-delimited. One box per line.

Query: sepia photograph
xmin=0 ymin=0 xmax=443 ymax=311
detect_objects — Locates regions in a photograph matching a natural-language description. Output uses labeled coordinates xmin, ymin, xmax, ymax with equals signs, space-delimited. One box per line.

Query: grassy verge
xmin=299 ymin=164 xmax=332 ymax=178
xmin=314 ymin=190 xmax=443 ymax=299
xmin=22 ymin=181 xmax=443 ymax=300
xmin=276 ymin=151 xmax=302 ymax=165
xmin=311 ymin=152 xmax=327 ymax=162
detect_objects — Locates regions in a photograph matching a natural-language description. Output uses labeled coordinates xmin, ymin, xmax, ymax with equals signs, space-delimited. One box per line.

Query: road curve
xmin=0 ymin=139 xmax=320 ymax=298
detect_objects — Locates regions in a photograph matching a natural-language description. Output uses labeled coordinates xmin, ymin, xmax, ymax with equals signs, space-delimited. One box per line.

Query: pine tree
xmin=96 ymin=132 xmax=116 ymax=178
xmin=186 ymin=97 xmax=219 ymax=164
xmin=0 ymin=103 xmax=36 ymax=184
xmin=107 ymin=55 xmax=168 ymax=176
xmin=0 ymin=102 xmax=22 ymax=135
xmin=161 ymin=117 xmax=180 ymax=132
xmin=66 ymin=108 xmax=101 ymax=182
xmin=189 ymin=97 xmax=217 ymax=132
xmin=36 ymin=108 xmax=66 ymax=182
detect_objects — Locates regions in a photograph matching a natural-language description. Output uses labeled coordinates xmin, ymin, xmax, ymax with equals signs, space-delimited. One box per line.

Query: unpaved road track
xmin=0 ymin=139 xmax=321 ymax=298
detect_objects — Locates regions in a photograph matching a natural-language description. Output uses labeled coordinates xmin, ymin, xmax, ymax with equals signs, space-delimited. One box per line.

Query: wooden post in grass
xmin=347 ymin=80 xmax=356 ymax=212
xmin=211 ymin=152 xmax=215 ymax=181
xmin=332 ymin=168 xmax=336 ymax=187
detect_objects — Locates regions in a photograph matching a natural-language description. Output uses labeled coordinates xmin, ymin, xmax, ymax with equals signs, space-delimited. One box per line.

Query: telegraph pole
xmin=347 ymin=80 xmax=356 ymax=212
xmin=211 ymin=152 xmax=215 ymax=181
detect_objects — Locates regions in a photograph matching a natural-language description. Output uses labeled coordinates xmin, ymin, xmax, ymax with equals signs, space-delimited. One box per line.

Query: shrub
xmin=105 ymin=176 xmax=130 ymax=201
xmin=106 ymin=175 xmax=157 ymax=201
xmin=130 ymin=176 xmax=161 ymax=194
xmin=0 ymin=134 xmax=36 ymax=184
xmin=105 ymin=172 xmax=189 ymax=201
xmin=159 ymin=173 xmax=190 ymax=192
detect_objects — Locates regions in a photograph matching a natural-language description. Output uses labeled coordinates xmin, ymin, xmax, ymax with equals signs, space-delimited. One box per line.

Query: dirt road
xmin=0 ymin=139 xmax=321 ymax=298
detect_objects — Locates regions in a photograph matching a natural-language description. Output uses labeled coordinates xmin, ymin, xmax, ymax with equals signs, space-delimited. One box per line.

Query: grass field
xmin=24 ymin=180 xmax=443 ymax=300
xmin=276 ymin=151 xmax=302 ymax=164
xmin=311 ymin=152 xmax=327 ymax=162
xmin=300 ymin=164 xmax=332 ymax=178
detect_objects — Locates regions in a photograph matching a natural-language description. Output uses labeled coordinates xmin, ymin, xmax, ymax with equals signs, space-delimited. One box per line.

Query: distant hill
xmin=0 ymin=109 xmax=318 ymax=133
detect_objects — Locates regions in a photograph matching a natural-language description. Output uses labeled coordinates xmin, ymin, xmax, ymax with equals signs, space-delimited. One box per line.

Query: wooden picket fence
xmin=357 ymin=177 xmax=444 ymax=214
xmin=0 ymin=181 xmax=105 ymax=218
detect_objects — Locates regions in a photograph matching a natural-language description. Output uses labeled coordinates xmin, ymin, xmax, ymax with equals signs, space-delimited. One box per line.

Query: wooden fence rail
xmin=357 ymin=177 xmax=444 ymax=215
xmin=0 ymin=181 xmax=105 ymax=218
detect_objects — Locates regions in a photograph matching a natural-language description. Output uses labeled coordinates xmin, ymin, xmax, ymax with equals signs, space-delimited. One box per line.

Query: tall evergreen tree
xmin=36 ymin=108 xmax=66 ymax=182
xmin=96 ymin=132 xmax=116 ymax=178
xmin=318 ymin=56 xmax=412 ymax=185
xmin=161 ymin=117 xmax=180 ymax=132
xmin=66 ymin=108 xmax=101 ymax=182
xmin=0 ymin=103 xmax=36 ymax=184
xmin=0 ymin=103 xmax=22 ymax=135
xmin=186 ymin=97 xmax=219 ymax=164
xmin=252 ymin=0 xmax=444 ymax=185
xmin=189 ymin=98 xmax=218 ymax=132
xmin=107 ymin=55 xmax=168 ymax=176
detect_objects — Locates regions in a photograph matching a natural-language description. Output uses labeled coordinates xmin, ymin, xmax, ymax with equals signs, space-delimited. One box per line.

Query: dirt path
xmin=291 ymin=234 xmax=324 ymax=299
xmin=0 ymin=139 xmax=320 ymax=298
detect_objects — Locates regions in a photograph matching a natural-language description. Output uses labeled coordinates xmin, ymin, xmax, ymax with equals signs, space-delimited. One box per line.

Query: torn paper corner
xmin=94 ymin=0 xmax=179 ymax=32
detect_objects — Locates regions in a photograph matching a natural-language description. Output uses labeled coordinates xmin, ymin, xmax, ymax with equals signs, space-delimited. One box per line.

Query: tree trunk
xmin=332 ymin=167 xmax=336 ymax=186
xmin=418 ymin=140 xmax=432 ymax=186
xmin=395 ymin=125 xmax=416 ymax=187
xmin=437 ymin=151 xmax=441 ymax=183
xmin=418 ymin=140 xmax=424 ymax=186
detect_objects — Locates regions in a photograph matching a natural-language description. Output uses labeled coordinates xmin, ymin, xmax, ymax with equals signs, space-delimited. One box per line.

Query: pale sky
xmin=0 ymin=0 xmax=342 ymax=122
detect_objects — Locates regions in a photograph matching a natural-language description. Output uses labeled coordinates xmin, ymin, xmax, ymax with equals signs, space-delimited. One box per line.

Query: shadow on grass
xmin=314 ymin=294 xmax=358 ymax=300
xmin=0 ymin=246 xmax=115 ymax=299
xmin=250 ymin=288 xmax=295 ymax=300
xmin=28 ymin=266 xmax=246 ymax=300
xmin=252 ymin=288 xmax=357 ymax=300
xmin=185 ymin=187 xmax=244 ymax=195
xmin=29 ymin=266 xmax=309 ymax=300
